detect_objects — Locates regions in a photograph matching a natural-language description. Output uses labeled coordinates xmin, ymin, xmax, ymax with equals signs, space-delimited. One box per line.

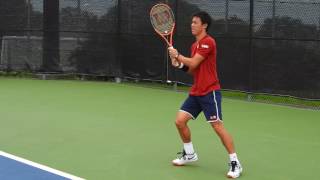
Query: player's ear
xmin=203 ymin=23 xmax=208 ymax=30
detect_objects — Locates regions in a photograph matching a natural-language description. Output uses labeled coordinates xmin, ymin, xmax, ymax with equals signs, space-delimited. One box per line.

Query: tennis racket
xmin=150 ymin=3 xmax=179 ymax=69
xmin=150 ymin=3 xmax=175 ymax=47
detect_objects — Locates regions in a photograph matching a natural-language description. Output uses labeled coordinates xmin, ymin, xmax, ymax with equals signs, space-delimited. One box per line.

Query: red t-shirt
xmin=189 ymin=35 xmax=221 ymax=96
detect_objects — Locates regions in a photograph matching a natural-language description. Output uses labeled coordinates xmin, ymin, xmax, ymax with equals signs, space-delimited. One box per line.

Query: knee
xmin=211 ymin=121 xmax=224 ymax=132
xmin=175 ymin=118 xmax=187 ymax=129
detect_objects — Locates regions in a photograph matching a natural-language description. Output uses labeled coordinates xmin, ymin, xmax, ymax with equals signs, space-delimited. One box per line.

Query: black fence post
xmin=0 ymin=30 xmax=4 ymax=71
xmin=116 ymin=0 xmax=122 ymax=82
xmin=248 ymin=0 xmax=254 ymax=101
xmin=163 ymin=0 xmax=169 ymax=83
xmin=172 ymin=0 xmax=179 ymax=90
xmin=42 ymin=0 xmax=60 ymax=72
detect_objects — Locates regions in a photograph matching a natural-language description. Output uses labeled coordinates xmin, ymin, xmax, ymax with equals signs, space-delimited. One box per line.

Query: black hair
xmin=192 ymin=11 xmax=212 ymax=31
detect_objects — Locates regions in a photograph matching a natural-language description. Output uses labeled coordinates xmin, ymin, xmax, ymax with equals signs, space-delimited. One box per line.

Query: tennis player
xmin=168 ymin=11 xmax=243 ymax=179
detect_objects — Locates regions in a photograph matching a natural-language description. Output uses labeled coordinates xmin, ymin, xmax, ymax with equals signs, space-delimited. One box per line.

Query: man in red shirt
xmin=168 ymin=11 xmax=243 ymax=178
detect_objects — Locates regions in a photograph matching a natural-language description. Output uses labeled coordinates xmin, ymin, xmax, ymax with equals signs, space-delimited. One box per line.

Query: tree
xmin=0 ymin=0 xmax=27 ymax=33
xmin=256 ymin=16 xmax=318 ymax=39
xmin=0 ymin=0 xmax=42 ymax=33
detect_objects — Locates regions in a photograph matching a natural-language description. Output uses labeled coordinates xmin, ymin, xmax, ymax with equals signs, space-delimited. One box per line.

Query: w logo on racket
xmin=153 ymin=10 xmax=172 ymax=26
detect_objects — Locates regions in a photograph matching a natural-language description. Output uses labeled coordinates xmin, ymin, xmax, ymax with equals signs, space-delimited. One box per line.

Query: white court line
xmin=0 ymin=151 xmax=85 ymax=180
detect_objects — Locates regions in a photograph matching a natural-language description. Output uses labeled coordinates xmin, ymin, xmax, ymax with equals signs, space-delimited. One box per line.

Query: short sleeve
xmin=196 ymin=38 xmax=214 ymax=58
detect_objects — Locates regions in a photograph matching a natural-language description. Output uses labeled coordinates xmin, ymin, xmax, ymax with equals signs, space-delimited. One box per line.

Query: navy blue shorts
xmin=180 ymin=91 xmax=223 ymax=122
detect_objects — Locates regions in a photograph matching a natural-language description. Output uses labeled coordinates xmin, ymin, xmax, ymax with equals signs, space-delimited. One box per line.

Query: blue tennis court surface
xmin=0 ymin=151 xmax=84 ymax=180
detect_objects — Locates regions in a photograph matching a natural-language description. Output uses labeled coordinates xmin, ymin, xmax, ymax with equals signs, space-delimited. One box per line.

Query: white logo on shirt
xmin=201 ymin=44 xmax=209 ymax=49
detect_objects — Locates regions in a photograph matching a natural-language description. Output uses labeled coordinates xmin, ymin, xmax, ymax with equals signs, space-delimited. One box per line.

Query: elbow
xmin=188 ymin=66 xmax=197 ymax=74
xmin=188 ymin=63 xmax=198 ymax=70
xmin=187 ymin=69 xmax=194 ymax=74
xmin=188 ymin=66 xmax=195 ymax=72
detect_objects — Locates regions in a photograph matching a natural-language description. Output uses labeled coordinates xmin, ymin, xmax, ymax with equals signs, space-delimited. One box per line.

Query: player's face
xmin=191 ymin=17 xmax=207 ymax=36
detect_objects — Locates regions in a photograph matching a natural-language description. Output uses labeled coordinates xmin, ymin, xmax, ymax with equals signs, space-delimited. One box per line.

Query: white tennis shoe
xmin=172 ymin=150 xmax=198 ymax=166
xmin=227 ymin=161 xmax=243 ymax=178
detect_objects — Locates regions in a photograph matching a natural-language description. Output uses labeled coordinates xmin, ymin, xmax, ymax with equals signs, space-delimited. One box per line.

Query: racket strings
xmin=150 ymin=5 xmax=175 ymax=34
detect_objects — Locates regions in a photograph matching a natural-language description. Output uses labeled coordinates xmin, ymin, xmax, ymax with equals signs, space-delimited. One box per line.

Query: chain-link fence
xmin=0 ymin=0 xmax=319 ymax=107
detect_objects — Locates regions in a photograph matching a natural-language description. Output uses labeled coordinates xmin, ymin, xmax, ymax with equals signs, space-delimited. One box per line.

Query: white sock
xmin=229 ymin=153 xmax=239 ymax=162
xmin=183 ymin=142 xmax=195 ymax=155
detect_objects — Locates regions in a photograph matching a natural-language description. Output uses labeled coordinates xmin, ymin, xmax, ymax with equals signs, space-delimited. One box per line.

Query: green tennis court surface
xmin=0 ymin=78 xmax=319 ymax=180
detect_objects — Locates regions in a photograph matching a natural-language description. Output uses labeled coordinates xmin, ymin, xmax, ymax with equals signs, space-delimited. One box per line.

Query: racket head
xmin=150 ymin=3 xmax=175 ymax=36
